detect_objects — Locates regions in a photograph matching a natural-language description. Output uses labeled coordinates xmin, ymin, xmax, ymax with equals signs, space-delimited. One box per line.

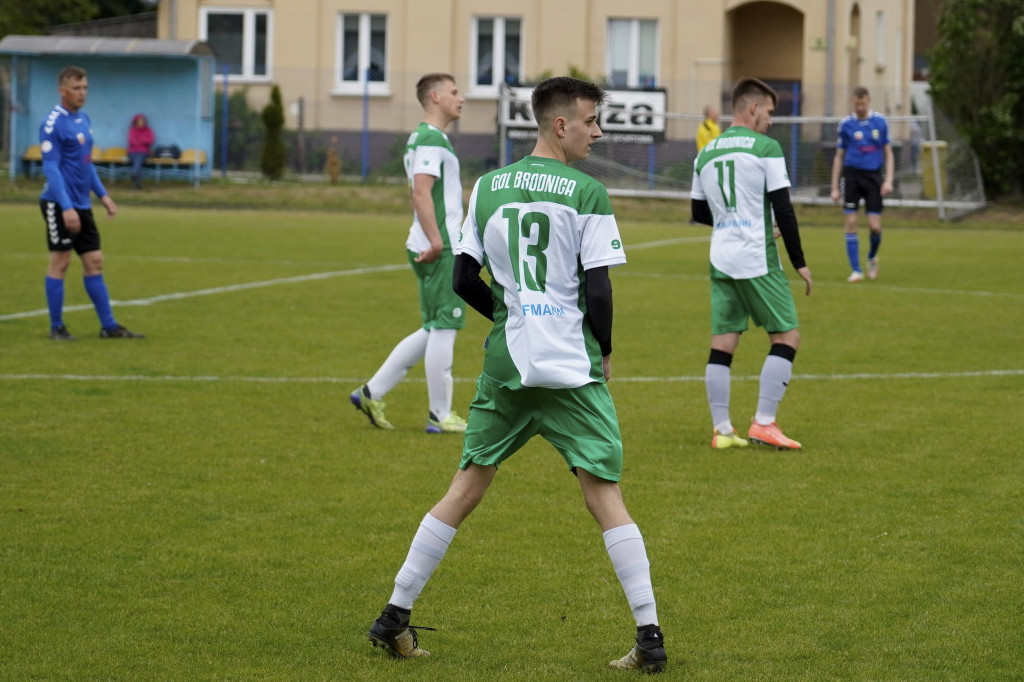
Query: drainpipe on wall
xmin=825 ymin=0 xmax=835 ymax=115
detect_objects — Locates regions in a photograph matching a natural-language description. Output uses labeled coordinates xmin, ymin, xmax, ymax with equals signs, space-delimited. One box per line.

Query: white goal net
xmin=499 ymin=90 xmax=985 ymax=221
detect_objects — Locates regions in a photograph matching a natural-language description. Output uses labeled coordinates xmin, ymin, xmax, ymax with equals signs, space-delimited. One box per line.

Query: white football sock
xmin=754 ymin=354 xmax=793 ymax=425
xmin=389 ymin=513 xmax=457 ymax=610
xmin=425 ymin=328 xmax=456 ymax=420
xmin=705 ymin=362 xmax=733 ymax=434
xmin=366 ymin=328 xmax=429 ymax=399
xmin=604 ymin=523 xmax=658 ymax=627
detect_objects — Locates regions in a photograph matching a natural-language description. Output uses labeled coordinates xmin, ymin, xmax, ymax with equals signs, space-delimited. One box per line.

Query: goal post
xmin=497 ymin=87 xmax=985 ymax=221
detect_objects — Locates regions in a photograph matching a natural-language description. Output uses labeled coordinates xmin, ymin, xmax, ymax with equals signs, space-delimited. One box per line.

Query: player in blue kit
xmin=829 ymin=86 xmax=894 ymax=283
xmin=40 ymin=65 xmax=143 ymax=340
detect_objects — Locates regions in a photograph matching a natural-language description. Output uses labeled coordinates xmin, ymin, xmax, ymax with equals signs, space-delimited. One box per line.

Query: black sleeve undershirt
xmin=691 ymin=198 xmax=713 ymax=226
xmin=452 ymin=252 xmax=494 ymax=321
xmin=584 ymin=266 xmax=613 ymax=357
xmin=768 ymin=187 xmax=806 ymax=270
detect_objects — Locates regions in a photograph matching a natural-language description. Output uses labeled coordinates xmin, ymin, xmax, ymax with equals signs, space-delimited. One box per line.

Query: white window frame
xmin=606 ymin=18 xmax=659 ymax=89
xmin=469 ymin=16 xmax=524 ymax=98
xmin=334 ymin=12 xmax=390 ymax=96
xmin=199 ymin=7 xmax=273 ymax=82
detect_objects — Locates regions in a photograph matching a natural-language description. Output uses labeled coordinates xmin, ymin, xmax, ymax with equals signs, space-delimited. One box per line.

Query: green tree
xmin=260 ymin=85 xmax=286 ymax=181
xmin=929 ymin=0 xmax=1024 ymax=197
xmin=0 ymin=0 xmax=150 ymax=36
xmin=213 ymin=87 xmax=263 ymax=171
xmin=0 ymin=1 xmax=97 ymax=36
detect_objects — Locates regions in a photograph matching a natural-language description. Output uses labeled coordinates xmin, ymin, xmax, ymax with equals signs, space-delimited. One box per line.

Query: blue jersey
xmin=39 ymin=104 xmax=106 ymax=210
xmin=836 ymin=111 xmax=890 ymax=171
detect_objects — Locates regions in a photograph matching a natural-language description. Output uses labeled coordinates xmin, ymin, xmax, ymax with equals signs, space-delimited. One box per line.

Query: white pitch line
xmin=626 ymin=236 xmax=709 ymax=250
xmin=0 ymin=237 xmax=708 ymax=322
xmin=3 ymin=235 xmax=1022 ymax=322
xmin=2 ymin=368 xmax=1022 ymax=385
xmin=0 ymin=263 xmax=408 ymax=321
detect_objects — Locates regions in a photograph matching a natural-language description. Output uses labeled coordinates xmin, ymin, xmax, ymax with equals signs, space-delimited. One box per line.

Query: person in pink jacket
xmin=127 ymin=113 xmax=154 ymax=189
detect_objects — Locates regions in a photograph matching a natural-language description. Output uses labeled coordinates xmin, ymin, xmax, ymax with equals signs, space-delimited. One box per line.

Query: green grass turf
xmin=1 ymin=196 xmax=1022 ymax=681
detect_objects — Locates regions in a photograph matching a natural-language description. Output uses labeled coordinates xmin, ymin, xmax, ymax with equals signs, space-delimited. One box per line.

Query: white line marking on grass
xmin=620 ymin=270 xmax=1024 ymax=299
xmin=0 ymin=264 xmax=408 ymax=321
xmin=627 ymin=236 xmax=709 ymax=250
xmin=2 ymin=369 xmax=1022 ymax=385
xmin=4 ymin=235 xmax=1020 ymax=324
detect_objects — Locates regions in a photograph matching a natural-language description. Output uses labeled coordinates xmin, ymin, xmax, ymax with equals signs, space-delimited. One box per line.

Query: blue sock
xmin=83 ymin=274 xmax=117 ymax=329
xmin=845 ymin=233 xmax=860 ymax=272
xmin=45 ymin=276 xmax=65 ymax=329
xmin=868 ymin=231 xmax=882 ymax=259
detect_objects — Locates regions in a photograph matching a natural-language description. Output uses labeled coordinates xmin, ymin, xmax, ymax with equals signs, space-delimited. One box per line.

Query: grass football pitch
xmin=1 ymin=196 xmax=1022 ymax=681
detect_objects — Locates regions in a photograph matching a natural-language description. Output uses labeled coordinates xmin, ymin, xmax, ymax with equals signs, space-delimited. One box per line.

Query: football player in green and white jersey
xmin=368 ymin=77 xmax=667 ymax=673
xmin=350 ymin=74 xmax=469 ymax=434
xmin=691 ymin=77 xmax=813 ymax=451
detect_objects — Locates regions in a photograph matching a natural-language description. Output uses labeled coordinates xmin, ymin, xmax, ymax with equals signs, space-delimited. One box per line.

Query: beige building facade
xmin=155 ymin=0 xmax=914 ymax=165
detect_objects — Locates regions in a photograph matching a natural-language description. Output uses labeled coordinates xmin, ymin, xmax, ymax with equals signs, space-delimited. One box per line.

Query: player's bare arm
xmin=100 ymin=194 xmax=117 ymax=218
xmin=881 ymin=143 xmax=895 ymax=196
xmin=830 ymin=148 xmax=845 ymax=202
xmin=411 ymin=174 xmax=443 ymax=263
xmin=63 ymin=208 xmax=81 ymax=234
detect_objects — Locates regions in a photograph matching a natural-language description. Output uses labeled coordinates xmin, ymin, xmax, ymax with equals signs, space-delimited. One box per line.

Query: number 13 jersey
xmin=457 ymin=155 xmax=627 ymax=390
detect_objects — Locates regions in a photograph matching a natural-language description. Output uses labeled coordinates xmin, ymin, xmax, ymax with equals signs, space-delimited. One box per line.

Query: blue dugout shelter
xmin=1 ymin=35 xmax=216 ymax=182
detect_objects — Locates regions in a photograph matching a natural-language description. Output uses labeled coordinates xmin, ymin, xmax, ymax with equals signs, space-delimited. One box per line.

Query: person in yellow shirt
xmin=696 ymin=104 xmax=721 ymax=151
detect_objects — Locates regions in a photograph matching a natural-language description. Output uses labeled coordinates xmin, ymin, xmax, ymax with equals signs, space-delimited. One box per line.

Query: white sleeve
xmin=412 ymin=145 xmax=443 ymax=178
xmin=580 ymin=213 xmax=627 ymax=270
xmin=455 ymin=180 xmax=484 ymax=262
xmin=690 ymin=159 xmax=706 ymax=200
xmin=764 ymin=156 xmax=790 ymax=193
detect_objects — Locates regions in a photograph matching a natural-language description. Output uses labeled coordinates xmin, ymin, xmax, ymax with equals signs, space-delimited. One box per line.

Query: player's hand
xmin=101 ymin=194 xmax=118 ymax=218
xmin=829 ymin=188 xmax=841 ymax=202
xmin=602 ymin=355 xmax=612 ymax=381
xmin=881 ymin=181 xmax=894 ymax=197
xmin=414 ymin=242 xmax=443 ymax=263
xmin=63 ymin=208 xmax=81 ymax=234
xmin=797 ymin=266 xmax=812 ymax=296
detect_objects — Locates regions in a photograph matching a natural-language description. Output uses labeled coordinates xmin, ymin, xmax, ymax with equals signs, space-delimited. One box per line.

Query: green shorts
xmin=710 ymin=266 xmax=799 ymax=335
xmin=408 ymin=249 xmax=466 ymax=330
xmin=459 ymin=376 xmax=624 ymax=482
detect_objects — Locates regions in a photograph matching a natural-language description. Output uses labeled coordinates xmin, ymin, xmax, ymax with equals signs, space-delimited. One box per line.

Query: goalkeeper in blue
xmin=367 ymin=77 xmax=667 ymax=673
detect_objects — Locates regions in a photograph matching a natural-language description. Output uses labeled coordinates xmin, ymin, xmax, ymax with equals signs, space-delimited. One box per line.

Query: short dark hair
xmin=415 ymin=73 xmax=454 ymax=106
xmin=731 ymin=77 xmax=778 ymax=112
xmin=853 ymin=86 xmax=870 ymax=98
xmin=531 ymin=77 xmax=607 ymax=127
xmin=58 ymin=65 xmax=87 ymax=85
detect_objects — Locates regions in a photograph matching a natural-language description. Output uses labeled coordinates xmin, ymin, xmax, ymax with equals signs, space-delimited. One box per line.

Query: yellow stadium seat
xmin=95 ymin=146 xmax=129 ymax=179
xmin=22 ymin=144 xmax=43 ymax=178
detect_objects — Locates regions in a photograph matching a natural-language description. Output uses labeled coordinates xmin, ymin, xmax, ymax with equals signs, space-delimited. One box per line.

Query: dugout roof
xmin=0 ymin=35 xmax=215 ymax=58
xmin=1 ymin=35 xmax=217 ymax=182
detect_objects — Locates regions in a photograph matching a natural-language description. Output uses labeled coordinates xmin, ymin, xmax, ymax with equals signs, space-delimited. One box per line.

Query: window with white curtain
xmin=336 ymin=13 xmax=389 ymax=93
xmin=606 ymin=18 xmax=658 ymax=88
xmin=471 ymin=16 xmax=523 ymax=96
xmin=200 ymin=7 xmax=271 ymax=80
